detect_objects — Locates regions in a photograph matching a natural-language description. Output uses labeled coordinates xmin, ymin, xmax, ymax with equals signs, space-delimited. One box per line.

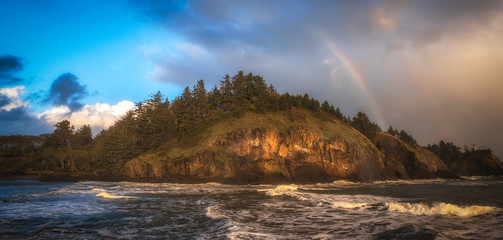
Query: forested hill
xmin=0 ymin=71 xmax=501 ymax=182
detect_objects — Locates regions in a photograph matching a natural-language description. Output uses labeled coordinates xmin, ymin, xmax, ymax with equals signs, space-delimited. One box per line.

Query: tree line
xmin=1 ymin=71 xmax=425 ymax=174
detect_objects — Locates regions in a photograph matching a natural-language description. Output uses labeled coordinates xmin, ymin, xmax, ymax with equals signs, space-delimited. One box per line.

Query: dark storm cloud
xmin=0 ymin=55 xmax=25 ymax=86
xmin=0 ymin=105 xmax=35 ymax=121
xmin=130 ymin=0 xmax=370 ymax=86
xmin=130 ymin=0 xmax=503 ymax=159
xmin=0 ymin=95 xmax=9 ymax=108
xmin=44 ymin=73 xmax=88 ymax=111
xmin=0 ymin=108 xmax=52 ymax=135
xmin=0 ymin=90 xmax=52 ymax=135
xmin=130 ymin=0 xmax=503 ymax=72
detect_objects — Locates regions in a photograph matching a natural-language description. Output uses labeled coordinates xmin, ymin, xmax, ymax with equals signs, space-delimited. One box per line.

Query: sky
xmin=1 ymin=0 xmax=502 ymax=159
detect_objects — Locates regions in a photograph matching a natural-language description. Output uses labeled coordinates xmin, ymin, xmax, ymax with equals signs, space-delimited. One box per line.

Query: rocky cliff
xmin=119 ymin=110 xmax=457 ymax=184
xmin=373 ymin=132 xmax=456 ymax=179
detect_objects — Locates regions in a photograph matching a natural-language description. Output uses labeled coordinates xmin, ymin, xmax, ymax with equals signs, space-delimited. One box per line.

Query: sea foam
xmin=270 ymin=184 xmax=298 ymax=193
xmin=95 ymin=192 xmax=136 ymax=199
xmin=332 ymin=201 xmax=368 ymax=209
xmin=261 ymin=184 xmax=309 ymax=200
xmin=264 ymin=184 xmax=298 ymax=196
xmin=385 ymin=202 xmax=496 ymax=217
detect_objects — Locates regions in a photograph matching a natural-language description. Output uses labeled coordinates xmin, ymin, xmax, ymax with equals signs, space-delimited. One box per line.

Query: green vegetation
xmin=1 ymin=71 xmax=414 ymax=176
xmin=424 ymin=140 xmax=492 ymax=164
xmin=386 ymin=125 xmax=418 ymax=146
xmin=425 ymin=140 xmax=500 ymax=176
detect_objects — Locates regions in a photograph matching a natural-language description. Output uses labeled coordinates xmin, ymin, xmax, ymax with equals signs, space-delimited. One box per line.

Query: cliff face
xmin=119 ymin=111 xmax=456 ymax=184
xmin=373 ymin=133 xmax=456 ymax=179
xmin=122 ymin=127 xmax=387 ymax=183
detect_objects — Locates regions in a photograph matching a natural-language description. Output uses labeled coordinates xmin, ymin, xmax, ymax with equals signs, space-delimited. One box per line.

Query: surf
xmin=95 ymin=191 xmax=136 ymax=199
xmin=385 ymin=202 xmax=496 ymax=217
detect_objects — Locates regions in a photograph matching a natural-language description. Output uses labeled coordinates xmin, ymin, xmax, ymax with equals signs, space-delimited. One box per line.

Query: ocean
xmin=1 ymin=177 xmax=503 ymax=239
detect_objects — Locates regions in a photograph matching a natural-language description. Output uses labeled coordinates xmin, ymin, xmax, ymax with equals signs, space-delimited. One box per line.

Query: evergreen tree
xmin=310 ymin=98 xmax=320 ymax=112
xmin=207 ymin=85 xmax=222 ymax=118
xmin=192 ymin=80 xmax=208 ymax=123
xmin=321 ymin=100 xmax=331 ymax=113
xmin=219 ymin=74 xmax=235 ymax=114
xmin=47 ymin=120 xmax=74 ymax=147
xmin=71 ymin=125 xmax=92 ymax=149
xmin=351 ymin=112 xmax=381 ymax=139
xmin=387 ymin=126 xmax=399 ymax=137
xmin=398 ymin=130 xmax=418 ymax=146
xmin=172 ymin=86 xmax=198 ymax=135
xmin=334 ymin=107 xmax=344 ymax=120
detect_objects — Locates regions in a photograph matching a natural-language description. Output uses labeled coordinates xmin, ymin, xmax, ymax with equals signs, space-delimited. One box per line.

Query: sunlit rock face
xmin=204 ymin=127 xmax=387 ymax=183
xmin=119 ymin=112 xmax=458 ymax=184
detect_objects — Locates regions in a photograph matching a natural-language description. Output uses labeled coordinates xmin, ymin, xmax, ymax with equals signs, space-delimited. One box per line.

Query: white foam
xmin=95 ymin=192 xmax=136 ymax=199
xmin=261 ymin=184 xmax=308 ymax=200
xmin=91 ymin=188 xmax=106 ymax=192
xmin=332 ymin=201 xmax=368 ymax=209
xmin=266 ymin=184 xmax=297 ymax=194
xmin=385 ymin=202 xmax=496 ymax=217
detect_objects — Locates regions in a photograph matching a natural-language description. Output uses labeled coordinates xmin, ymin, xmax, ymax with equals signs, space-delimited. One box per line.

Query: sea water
xmin=1 ymin=177 xmax=503 ymax=239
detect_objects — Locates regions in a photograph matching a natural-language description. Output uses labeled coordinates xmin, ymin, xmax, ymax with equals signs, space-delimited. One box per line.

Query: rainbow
xmin=321 ymin=37 xmax=387 ymax=128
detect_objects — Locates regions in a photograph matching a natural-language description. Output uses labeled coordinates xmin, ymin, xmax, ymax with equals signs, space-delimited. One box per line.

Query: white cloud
xmin=0 ymin=86 xmax=29 ymax=111
xmin=39 ymin=100 xmax=135 ymax=133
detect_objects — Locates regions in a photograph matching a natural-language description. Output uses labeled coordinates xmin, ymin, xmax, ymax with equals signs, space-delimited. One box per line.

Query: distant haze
xmin=1 ymin=0 xmax=502 ymax=159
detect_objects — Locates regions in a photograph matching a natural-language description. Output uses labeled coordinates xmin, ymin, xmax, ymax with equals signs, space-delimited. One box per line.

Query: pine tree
xmin=387 ymin=126 xmax=398 ymax=137
xmin=47 ymin=120 xmax=74 ymax=147
xmin=71 ymin=125 xmax=92 ymax=149
xmin=192 ymin=79 xmax=209 ymax=123
xmin=398 ymin=130 xmax=418 ymax=146
xmin=321 ymin=100 xmax=331 ymax=113
xmin=208 ymin=85 xmax=222 ymax=118
xmin=351 ymin=112 xmax=381 ymax=139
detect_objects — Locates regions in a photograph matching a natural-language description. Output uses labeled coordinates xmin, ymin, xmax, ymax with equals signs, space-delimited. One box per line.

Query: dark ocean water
xmin=1 ymin=176 xmax=503 ymax=239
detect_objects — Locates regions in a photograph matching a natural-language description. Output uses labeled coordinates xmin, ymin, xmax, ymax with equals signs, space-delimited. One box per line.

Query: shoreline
xmin=0 ymin=172 xmax=480 ymax=185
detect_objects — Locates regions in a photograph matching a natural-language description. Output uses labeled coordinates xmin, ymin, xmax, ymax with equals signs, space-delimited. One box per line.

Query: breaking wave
xmin=332 ymin=201 xmax=368 ymax=209
xmin=261 ymin=184 xmax=306 ymax=200
xmin=95 ymin=191 xmax=136 ymax=199
xmin=385 ymin=202 xmax=496 ymax=217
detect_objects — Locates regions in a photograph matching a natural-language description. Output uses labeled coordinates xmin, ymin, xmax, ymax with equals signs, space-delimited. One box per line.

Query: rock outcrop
xmin=119 ymin=111 xmax=458 ymax=184
xmin=373 ymin=132 xmax=456 ymax=179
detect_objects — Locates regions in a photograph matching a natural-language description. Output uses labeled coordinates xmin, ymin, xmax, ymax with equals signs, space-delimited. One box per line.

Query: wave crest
xmin=95 ymin=192 xmax=136 ymax=199
xmin=265 ymin=184 xmax=298 ymax=196
xmin=332 ymin=201 xmax=368 ymax=209
xmin=385 ymin=202 xmax=496 ymax=217
xmin=261 ymin=184 xmax=308 ymax=200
